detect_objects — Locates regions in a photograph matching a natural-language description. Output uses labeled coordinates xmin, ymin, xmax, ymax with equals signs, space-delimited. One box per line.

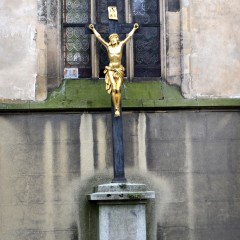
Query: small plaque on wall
xmin=108 ymin=6 xmax=118 ymax=20
xmin=64 ymin=68 xmax=79 ymax=79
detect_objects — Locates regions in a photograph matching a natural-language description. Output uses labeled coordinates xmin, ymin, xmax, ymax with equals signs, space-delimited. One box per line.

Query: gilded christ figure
xmin=89 ymin=23 xmax=139 ymax=117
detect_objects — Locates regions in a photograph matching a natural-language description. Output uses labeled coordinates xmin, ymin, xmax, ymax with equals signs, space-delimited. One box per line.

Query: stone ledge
xmin=88 ymin=183 xmax=155 ymax=201
xmin=88 ymin=191 xmax=155 ymax=201
xmin=94 ymin=183 xmax=147 ymax=192
xmin=0 ymin=80 xmax=239 ymax=110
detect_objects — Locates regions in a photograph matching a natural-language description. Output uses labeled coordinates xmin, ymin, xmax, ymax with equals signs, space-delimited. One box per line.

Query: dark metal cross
xmin=108 ymin=0 xmax=126 ymax=183
xmin=86 ymin=0 xmax=134 ymax=183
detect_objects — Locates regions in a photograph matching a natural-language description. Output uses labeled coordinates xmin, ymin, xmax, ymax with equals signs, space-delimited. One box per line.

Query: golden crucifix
xmin=89 ymin=23 xmax=139 ymax=117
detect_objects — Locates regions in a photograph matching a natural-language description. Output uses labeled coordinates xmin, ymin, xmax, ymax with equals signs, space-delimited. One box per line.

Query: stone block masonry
xmin=0 ymin=111 xmax=240 ymax=239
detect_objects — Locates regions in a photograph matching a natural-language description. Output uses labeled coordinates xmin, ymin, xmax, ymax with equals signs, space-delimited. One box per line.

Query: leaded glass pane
xmin=64 ymin=27 xmax=91 ymax=77
xmin=64 ymin=0 xmax=89 ymax=23
xmin=132 ymin=0 xmax=159 ymax=24
xmin=63 ymin=0 xmax=91 ymax=78
xmin=134 ymin=27 xmax=160 ymax=77
xmin=132 ymin=0 xmax=161 ymax=77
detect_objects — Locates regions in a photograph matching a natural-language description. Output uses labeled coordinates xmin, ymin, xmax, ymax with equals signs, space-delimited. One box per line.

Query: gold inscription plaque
xmin=108 ymin=6 xmax=118 ymax=20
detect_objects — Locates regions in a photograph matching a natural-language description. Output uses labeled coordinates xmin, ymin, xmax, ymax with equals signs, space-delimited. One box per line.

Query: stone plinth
xmin=88 ymin=183 xmax=155 ymax=240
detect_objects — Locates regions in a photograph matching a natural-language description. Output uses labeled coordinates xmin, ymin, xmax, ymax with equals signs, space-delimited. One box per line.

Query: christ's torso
xmin=107 ymin=43 xmax=123 ymax=68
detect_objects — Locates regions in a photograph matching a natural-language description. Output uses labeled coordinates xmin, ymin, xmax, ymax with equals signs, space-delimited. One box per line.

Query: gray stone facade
xmin=0 ymin=111 xmax=239 ymax=239
xmin=0 ymin=1 xmax=240 ymax=239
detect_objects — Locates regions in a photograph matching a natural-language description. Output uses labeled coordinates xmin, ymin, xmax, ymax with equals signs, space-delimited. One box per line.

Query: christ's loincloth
xmin=104 ymin=65 xmax=125 ymax=94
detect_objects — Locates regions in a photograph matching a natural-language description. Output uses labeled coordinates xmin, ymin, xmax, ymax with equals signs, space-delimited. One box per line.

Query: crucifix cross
xmin=86 ymin=0 xmax=139 ymax=183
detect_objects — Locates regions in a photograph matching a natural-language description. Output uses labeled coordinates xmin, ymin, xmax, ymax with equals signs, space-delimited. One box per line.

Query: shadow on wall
xmin=65 ymin=169 xmax=172 ymax=240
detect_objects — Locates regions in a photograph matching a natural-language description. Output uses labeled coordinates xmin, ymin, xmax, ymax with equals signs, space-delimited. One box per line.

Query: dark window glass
xmin=132 ymin=0 xmax=161 ymax=78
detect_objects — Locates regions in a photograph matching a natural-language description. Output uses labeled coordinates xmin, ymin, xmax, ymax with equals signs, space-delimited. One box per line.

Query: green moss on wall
xmin=0 ymin=79 xmax=239 ymax=111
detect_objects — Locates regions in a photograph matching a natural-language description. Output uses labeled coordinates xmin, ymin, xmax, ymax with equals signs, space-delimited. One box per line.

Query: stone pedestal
xmin=88 ymin=183 xmax=155 ymax=240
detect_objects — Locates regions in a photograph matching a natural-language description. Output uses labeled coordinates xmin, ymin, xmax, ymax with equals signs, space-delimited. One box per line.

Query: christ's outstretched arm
xmin=121 ymin=23 xmax=139 ymax=46
xmin=89 ymin=24 xmax=109 ymax=48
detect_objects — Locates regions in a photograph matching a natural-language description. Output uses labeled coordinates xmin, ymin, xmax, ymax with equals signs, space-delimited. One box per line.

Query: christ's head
xmin=109 ymin=33 xmax=120 ymax=46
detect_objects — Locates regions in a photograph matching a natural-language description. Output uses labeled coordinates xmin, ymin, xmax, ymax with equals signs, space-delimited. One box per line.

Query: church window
xmin=63 ymin=0 xmax=91 ymax=78
xmin=63 ymin=0 xmax=161 ymax=80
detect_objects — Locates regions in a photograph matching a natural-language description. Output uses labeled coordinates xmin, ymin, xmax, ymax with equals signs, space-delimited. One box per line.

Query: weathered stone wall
xmin=0 ymin=0 xmax=37 ymax=100
xmin=0 ymin=0 xmax=61 ymax=101
xmin=165 ymin=0 xmax=181 ymax=86
xmin=180 ymin=0 xmax=240 ymax=98
xmin=0 ymin=111 xmax=239 ymax=240
xmin=37 ymin=0 xmax=62 ymax=96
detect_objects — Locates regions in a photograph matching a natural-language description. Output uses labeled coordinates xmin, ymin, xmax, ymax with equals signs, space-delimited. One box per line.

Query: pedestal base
xmin=88 ymin=183 xmax=155 ymax=240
